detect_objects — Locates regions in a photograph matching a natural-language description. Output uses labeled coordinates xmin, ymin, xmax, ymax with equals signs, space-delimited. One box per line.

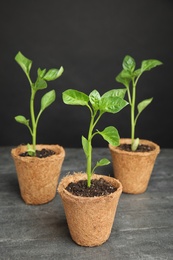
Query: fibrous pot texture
xmin=58 ymin=173 xmax=122 ymax=247
xmin=11 ymin=144 xmax=65 ymax=205
xmin=109 ymin=139 xmax=160 ymax=194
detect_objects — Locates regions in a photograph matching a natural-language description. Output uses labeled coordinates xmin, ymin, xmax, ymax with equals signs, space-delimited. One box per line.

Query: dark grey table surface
xmin=0 ymin=146 xmax=173 ymax=260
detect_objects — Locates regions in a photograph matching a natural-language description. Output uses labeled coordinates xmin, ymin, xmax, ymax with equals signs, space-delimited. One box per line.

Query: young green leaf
xmin=27 ymin=143 xmax=36 ymax=156
xmin=92 ymin=158 xmax=110 ymax=173
xmin=89 ymin=90 xmax=101 ymax=110
xmin=37 ymin=68 xmax=46 ymax=78
xmin=137 ymin=98 xmax=153 ymax=116
xmin=123 ymin=55 xmax=136 ymax=72
xmin=41 ymin=90 xmax=56 ymax=112
xmin=116 ymin=70 xmax=132 ymax=88
xmin=15 ymin=115 xmax=29 ymax=127
xmin=34 ymin=78 xmax=47 ymax=90
xmin=141 ymin=60 xmax=163 ymax=73
xmin=131 ymin=138 xmax=139 ymax=151
xmin=99 ymin=96 xmax=128 ymax=114
xmin=15 ymin=52 xmax=32 ymax=76
xmin=43 ymin=67 xmax=64 ymax=81
xmin=82 ymin=136 xmax=89 ymax=158
xmin=133 ymin=68 xmax=142 ymax=77
xmin=101 ymin=89 xmax=126 ymax=99
xmin=62 ymin=89 xmax=89 ymax=106
xmin=97 ymin=126 xmax=120 ymax=146
xmin=96 ymin=158 xmax=110 ymax=166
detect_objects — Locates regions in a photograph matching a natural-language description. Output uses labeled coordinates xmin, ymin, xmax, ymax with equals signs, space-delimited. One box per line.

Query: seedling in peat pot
xmin=116 ymin=55 xmax=162 ymax=151
xmin=15 ymin=51 xmax=64 ymax=156
xmin=62 ymin=88 xmax=128 ymax=187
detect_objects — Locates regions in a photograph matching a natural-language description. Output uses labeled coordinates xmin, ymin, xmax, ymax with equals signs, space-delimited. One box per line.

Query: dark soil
xmin=66 ymin=178 xmax=117 ymax=197
xmin=118 ymin=144 xmax=155 ymax=152
xmin=20 ymin=149 xmax=56 ymax=158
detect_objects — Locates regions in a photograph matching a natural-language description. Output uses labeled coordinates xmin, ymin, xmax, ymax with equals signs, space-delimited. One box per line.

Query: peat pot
xmin=109 ymin=138 xmax=160 ymax=194
xmin=58 ymin=173 xmax=122 ymax=247
xmin=11 ymin=144 xmax=65 ymax=205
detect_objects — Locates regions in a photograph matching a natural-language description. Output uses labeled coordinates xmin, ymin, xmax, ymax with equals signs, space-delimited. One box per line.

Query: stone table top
xmin=0 ymin=146 xmax=173 ymax=260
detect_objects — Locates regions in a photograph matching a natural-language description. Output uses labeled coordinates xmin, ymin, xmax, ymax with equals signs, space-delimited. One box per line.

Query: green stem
xmin=131 ymin=79 xmax=136 ymax=150
xmin=30 ymin=88 xmax=37 ymax=154
xmin=86 ymin=113 xmax=94 ymax=187
xmin=86 ymin=110 xmax=103 ymax=187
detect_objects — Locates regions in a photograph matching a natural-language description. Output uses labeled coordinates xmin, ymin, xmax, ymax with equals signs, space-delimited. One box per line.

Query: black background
xmin=0 ymin=0 xmax=172 ymax=148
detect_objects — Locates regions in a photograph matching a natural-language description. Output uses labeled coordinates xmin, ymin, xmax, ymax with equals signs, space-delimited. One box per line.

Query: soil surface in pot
xmin=20 ymin=149 xmax=56 ymax=158
xmin=66 ymin=178 xmax=117 ymax=197
xmin=118 ymin=144 xmax=155 ymax=152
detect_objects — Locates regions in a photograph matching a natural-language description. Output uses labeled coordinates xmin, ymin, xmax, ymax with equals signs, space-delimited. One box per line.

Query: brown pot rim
xmin=109 ymin=138 xmax=160 ymax=156
xmin=11 ymin=144 xmax=65 ymax=161
xmin=58 ymin=172 xmax=122 ymax=201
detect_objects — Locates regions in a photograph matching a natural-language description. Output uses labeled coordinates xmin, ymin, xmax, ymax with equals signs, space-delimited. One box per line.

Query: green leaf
xmin=141 ymin=59 xmax=163 ymax=73
xmin=123 ymin=55 xmax=136 ymax=72
xmin=99 ymin=96 xmax=128 ymax=114
xmin=116 ymin=70 xmax=132 ymax=88
xmin=62 ymin=89 xmax=89 ymax=106
xmin=95 ymin=158 xmax=110 ymax=167
xmin=89 ymin=90 xmax=101 ymax=110
xmin=101 ymin=88 xmax=126 ymax=99
xmin=92 ymin=158 xmax=110 ymax=173
xmin=131 ymin=138 xmax=139 ymax=151
xmin=15 ymin=115 xmax=29 ymax=126
xmin=41 ymin=90 xmax=56 ymax=112
xmin=82 ymin=136 xmax=89 ymax=158
xmin=43 ymin=67 xmax=64 ymax=81
xmin=97 ymin=126 xmax=120 ymax=146
xmin=37 ymin=68 xmax=46 ymax=78
xmin=34 ymin=78 xmax=47 ymax=90
xmin=27 ymin=143 xmax=36 ymax=156
xmin=137 ymin=98 xmax=153 ymax=115
xmin=133 ymin=68 xmax=142 ymax=77
xmin=15 ymin=51 xmax=32 ymax=76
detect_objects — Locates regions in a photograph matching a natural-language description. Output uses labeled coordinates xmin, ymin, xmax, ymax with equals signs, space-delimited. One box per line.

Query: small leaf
xmin=34 ymin=78 xmax=47 ymax=90
xmin=137 ymin=98 xmax=153 ymax=115
xmin=37 ymin=68 xmax=46 ymax=78
xmin=122 ymin=55 xmax=136 ymax=72
xmin=99 ymin=96 xmax=128 ymax=114
xmin=89 ymin=90 xmax=101 ymax=110
xmin=41 ymin=90 xmax=56 ymax=111
xmin=96 ymin=158 xmax=110 ymax=167
xmin=141 ymin=59 xmax=163 ymax=72
xmin=131 ymin=138 xmax=139 ymax=151
xmin=15 ymin=51 xmax=32 ymax=75
xmin=92 ymin=158 xmax=110 ymax=174
xmin=27 ymin=143 xmax=36 ymax=156
xmin=82 ymin=136 xmax=89 ymax=158
xmin=116 ymin=70 xmax=132 ymax=88
xmin=97 ymin=126 xmax=120 ymax=146
xmin=15 ymin=115 xmax=29 ymax=126
xmin=133 ymin=68 xmax=141 ymax=77
xmin=43 ymin=67 xmax=64 ymax=81
xmin=62 ymin=89 xmax=89 ymax=106
xmin=101 ymin=89 xmax=126 ymax=99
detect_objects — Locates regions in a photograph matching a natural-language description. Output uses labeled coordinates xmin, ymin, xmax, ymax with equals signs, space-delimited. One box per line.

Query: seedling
xmin=15 ymin=51 xmax=64 ymax=156
xmin=62 ymin=88 xmax=128 ymax=187
xmin=116 ymin=55 xmax=162 ymax=151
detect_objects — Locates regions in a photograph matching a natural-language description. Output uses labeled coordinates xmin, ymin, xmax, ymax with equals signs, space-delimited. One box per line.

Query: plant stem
xmin=131 ymin=79 xmax=136 ymax=150
xmin=86 ymin=113 xmax=94 ymax=187
xmin=86 ymin=110 xmax=102 ymax=187
xmin=30 ymin=89 xmax=37 ymax=154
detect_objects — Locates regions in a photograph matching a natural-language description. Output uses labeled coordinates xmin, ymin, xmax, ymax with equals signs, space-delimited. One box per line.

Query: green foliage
xmin=15 ymin=51 xmax=64 ymax=156
xmin=116 ymin=55 xmax=162 ymax=151
xmin=63 ymin=88 xmax=128 ymax=187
